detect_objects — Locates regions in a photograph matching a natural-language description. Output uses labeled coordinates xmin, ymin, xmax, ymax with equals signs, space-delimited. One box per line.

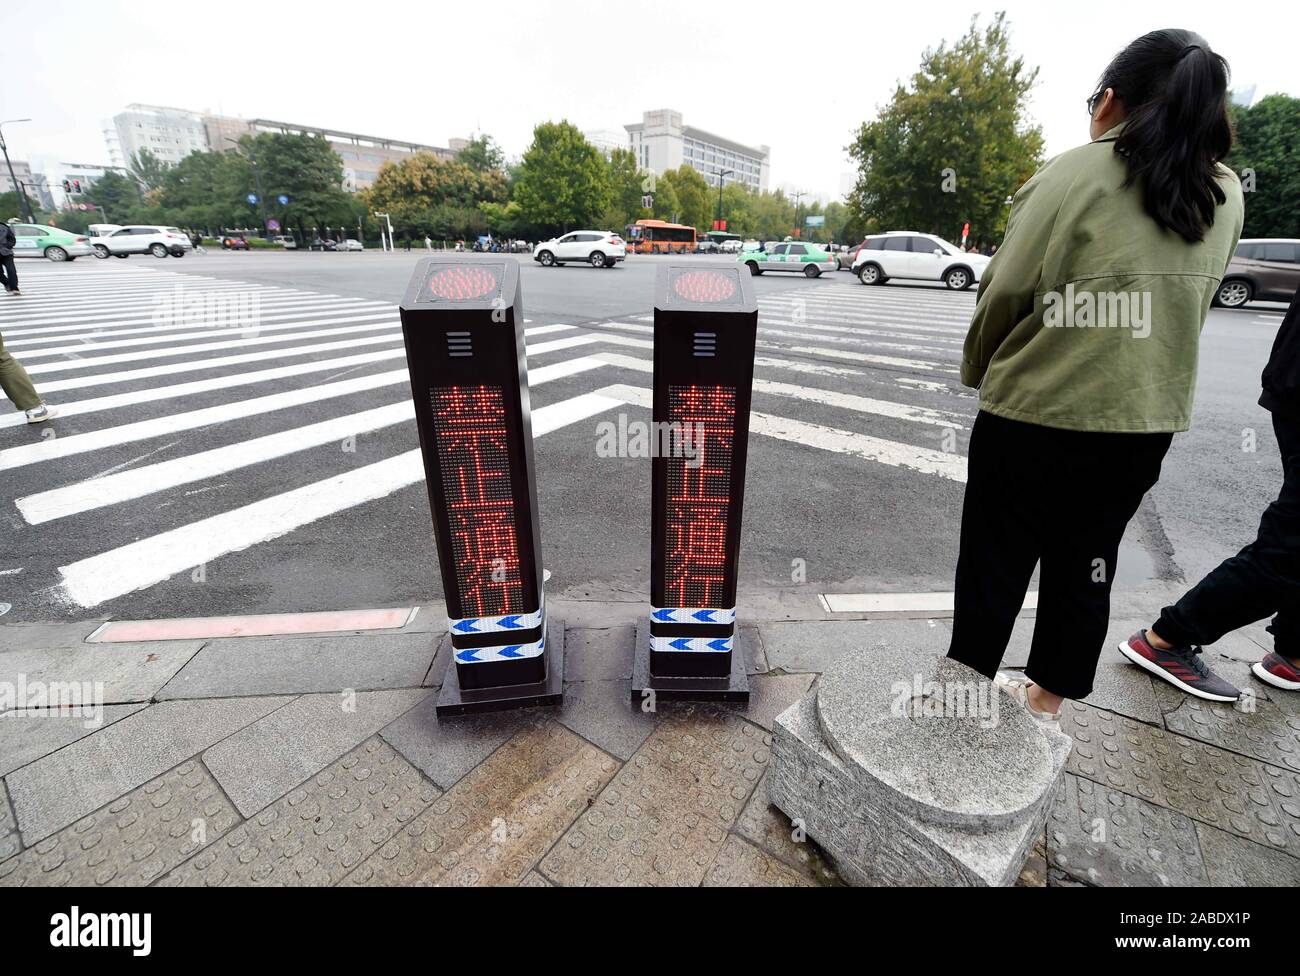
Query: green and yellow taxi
xmin=739 ymin=240 xmax=837 ymax=277
xmin=7 ymin=222 xmax=94 ymax=261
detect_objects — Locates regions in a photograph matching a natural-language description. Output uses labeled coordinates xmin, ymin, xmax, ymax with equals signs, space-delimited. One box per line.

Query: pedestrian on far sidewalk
xmin=946 ymin=29 xmax=1243 ymax=725
xmin=1 ymin=219 xmax=21 ymax=296
xmin=1120 ymin=289 xmax=1300 ymax=699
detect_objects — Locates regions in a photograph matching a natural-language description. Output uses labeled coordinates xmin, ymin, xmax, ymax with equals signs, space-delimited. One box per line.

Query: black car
xmin=308 ymin=238 xmax=338 ymax=252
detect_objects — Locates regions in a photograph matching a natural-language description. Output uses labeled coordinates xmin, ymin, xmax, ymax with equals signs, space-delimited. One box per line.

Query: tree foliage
xmin=847 ymin=12 xmax=1043 ymax=245
xmin=513 ymin=121 xmax=610 ymax=232
xmin=1227 ymin=94 xmax=1300 ymax=238
xmin=363 ymin=151 xmax=506 ymax=239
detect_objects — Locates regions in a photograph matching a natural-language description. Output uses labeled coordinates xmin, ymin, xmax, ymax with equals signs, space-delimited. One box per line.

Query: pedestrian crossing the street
xmin=2 ymin=263 xmax=978 ymax=613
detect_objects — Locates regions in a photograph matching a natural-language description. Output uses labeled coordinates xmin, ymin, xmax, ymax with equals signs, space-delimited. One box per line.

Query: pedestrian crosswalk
xmin=1 ymin=263 xmax=978 ymax=613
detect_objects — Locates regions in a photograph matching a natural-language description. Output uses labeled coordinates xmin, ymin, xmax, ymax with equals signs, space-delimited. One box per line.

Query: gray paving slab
xmin=0 ymin=760 xmax=239 ymax=887
xmin=0 ymin=781 xmax=18 ymax=863
xmin=759 ymin=618 xmax=952 ymax=674
xmin=1079 ymin=659 xmax=1162 ymax=724
xmin=0 ymin=621 xmax=108 ymax=652
xmin=0 ymin=704 xmax=146 ymax=777
xmin=156 ymin=632 xmax=437 ymax=700
xmin=557 ymin=679 xmax=656 ymax=761
xmin=520 ymin=870 xmax=552 ymax=887
xmin=743 ymin=673 xmax=816 ymax=732
xmin=0 ymin=640 xmax=202 ymax=704
xmin=1046 ymin=773 xmax=1208 ymax=886
xmin=380 ymin=696 xmax=539 ymax=789
xmin=1159 ymin=694 xmax=1300 ymax=773
xmin=343 ymin=722 xmax=617 ymax=886
xmin=6 ymin=696 xmax=291 ymax=845
xmin=1059 ymin=700 xmax=1300 ymax=858
xmin=563 ymin=626 xmax=635 ymax=680
xmin=1195 ymin=822 xmax=1300 ymax=887
xmin=703 ymin=834 xmax=813 ymax=886
xmin=163 ymin=737 xmax=439 ymax=886
xmin=739 ymin=625 xmax=768 ymax=675
xmin=734 ymin=774 xmax=841 ymax=885
xmin=541 ymin=706 xmax=768 ymax=886
xmin=203 ymin=689 xmax=429 ymax=817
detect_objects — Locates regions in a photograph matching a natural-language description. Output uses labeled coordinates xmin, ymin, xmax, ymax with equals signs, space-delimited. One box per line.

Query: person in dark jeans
xmin=1120 ymin=290 xmax=1300 ymax=697
xmin=946 ymin=30 xmax=1243 ymax=723
xmin=1 ymin=220 xmax=21 ymax=295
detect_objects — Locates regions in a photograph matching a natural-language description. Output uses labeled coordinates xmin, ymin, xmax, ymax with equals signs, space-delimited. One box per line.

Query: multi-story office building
xmin=624 ymin=109 xmax=770 ymax=192
xmin=583 ymin=128 xmax=629 ymax=158
xmin=102 ymin=103 xmax=462 ymax=191
xmin=0 ymin=158 xmax=37 ymax=199
xmin=34 ymin=161 xmax=127 ymax=211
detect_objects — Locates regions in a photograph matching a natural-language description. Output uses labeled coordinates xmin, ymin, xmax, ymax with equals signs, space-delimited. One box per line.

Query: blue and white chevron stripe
xmin=455 ymin=628 xmax=546 ymax=664
xmin=650 ymin=606 xmax=737 ymax=625
xmin=448 ymin=596 xmax=545 ymax=636
xmin=650 ymin=635 xmax=733 ymax=654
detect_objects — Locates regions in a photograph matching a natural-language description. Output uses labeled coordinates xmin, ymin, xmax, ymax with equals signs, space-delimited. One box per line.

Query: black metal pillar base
xmin=436 ymin=618 xmax=565 ymax=718
xmin=630 ymin=619 xmax=749 ymax=704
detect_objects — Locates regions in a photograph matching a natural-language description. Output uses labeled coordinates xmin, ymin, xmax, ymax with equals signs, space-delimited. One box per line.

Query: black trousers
xmin=947 ymin=411 xmax=1173 ymax=699
xmin=0 ymin=254 xmax=17 ymax=292
xmin=1154 ymin=412 xmax=1300 ymax=658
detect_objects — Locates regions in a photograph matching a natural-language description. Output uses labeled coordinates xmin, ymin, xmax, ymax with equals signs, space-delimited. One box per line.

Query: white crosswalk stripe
xmin=3 ymin=265 xmax=980 ymax=610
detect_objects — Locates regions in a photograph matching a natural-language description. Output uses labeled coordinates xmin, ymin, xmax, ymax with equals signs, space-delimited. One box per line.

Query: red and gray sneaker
xmin=1252 ymin=652 xmax=1300 ymax=691
xmin=1117 ymin=630 xmax=1240 ymax=702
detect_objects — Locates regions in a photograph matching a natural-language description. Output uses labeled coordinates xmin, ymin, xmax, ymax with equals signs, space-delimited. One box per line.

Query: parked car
xmin=308 ymin=238 xmax=338 ymax=252
xmin=91 ymin=225 xmax=192 ymax=259
xmin=6 ymin=222 xmax=94 ymax=262
xmin=739 ymin=241 xmax=837 ymax=277
xmin=695 ymin=239 xmax=720 ymax=254
xmin=272 ymin=235 xmax=298 ymax=250
xmin=836 ymin=239 xmax=870 ymax=270
xmin=338 ymin=239 xmax=364 ymax=252
xmin=852 ymin=231 xmax=989 ymax=290
xmin=719 ymin=239 xmax=743 ymax=254
xmin=1213 ymin=239 xmax=1300 ymax=308
xmin=533 ymin=231 xmax=626 ymax=268
xmin=221 ymin=236 xmax=251 ymax=251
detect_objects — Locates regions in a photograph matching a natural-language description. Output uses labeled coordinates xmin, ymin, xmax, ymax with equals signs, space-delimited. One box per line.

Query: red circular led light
xmin=672 ymin=270 xmax=737 ymax=304
xmin=427 ymin=265 xmax=501 ymax=301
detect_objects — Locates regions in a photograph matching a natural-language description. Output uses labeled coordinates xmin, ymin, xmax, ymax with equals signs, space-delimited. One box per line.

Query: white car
xmin=92 ymin=225 xmax=193 ymax=260
xmin=852 ymin=232 xmax=990 ymax=290
xmin=338 ymin=239 xmax=364 ymax=252
xmin=533 ymin=231 xmax=626 ymax=268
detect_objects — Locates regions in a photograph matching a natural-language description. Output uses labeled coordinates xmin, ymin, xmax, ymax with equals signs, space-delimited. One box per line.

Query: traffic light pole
xmin=0 ymin=123 xmax=35 ymax=224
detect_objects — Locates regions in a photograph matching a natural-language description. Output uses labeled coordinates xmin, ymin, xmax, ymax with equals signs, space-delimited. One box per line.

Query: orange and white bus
xmin=626 ymin=219 xmax=696 ymax=254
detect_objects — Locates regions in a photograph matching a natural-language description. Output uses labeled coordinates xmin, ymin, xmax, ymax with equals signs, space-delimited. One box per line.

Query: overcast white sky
xmin=4 ymin=0 xmax=1297 ymax=200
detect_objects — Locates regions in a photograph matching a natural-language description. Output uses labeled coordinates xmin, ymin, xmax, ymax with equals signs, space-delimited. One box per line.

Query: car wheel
xmin=803 ymin=264 xmax=821 ymax=278
xmin=603 ymin=257 xmax=616 ymax=268
xmin=150 ymin=243 xmax=169 ymax=258
xmin=944 ymin=267 xmax=972 ymax=290
xmin=44 ymin=246 xmax=69 ymax=262
xmin=589 ymin=251 xmax=605 ymax=268
xmin=92 ymin=244 xmax=110 ymax=259
xmin=858 ymin=262 xmax=882 ymax=285
xmin=114 ymin=253 xmax=130 ymax=259
xmin=538 ymin=250 xmax=555 ymax=267
xmin=1213 ymin=279 xmax=1252 ymax=308
xmin=171 ymin=249 xmax=186 ymax=258
xmin=746 ymin=261 xmax=762 ymax=276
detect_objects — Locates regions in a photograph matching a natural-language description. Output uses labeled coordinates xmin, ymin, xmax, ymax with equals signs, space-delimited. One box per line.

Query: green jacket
xmin=961 ymin=125 xmax=1244 ymax=432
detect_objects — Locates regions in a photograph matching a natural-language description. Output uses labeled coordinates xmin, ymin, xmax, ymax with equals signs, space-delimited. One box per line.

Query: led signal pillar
xmin=632 ymin=265 xmax=757 ymax=704
xmin=400 ymin=257 xmax=563 ymax=717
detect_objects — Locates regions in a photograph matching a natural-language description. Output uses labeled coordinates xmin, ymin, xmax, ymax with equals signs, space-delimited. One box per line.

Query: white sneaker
xmin=994 ymin=671 xmax=1061 ymax=728
xmin=25 ymin=403 xmax=56 ymax=423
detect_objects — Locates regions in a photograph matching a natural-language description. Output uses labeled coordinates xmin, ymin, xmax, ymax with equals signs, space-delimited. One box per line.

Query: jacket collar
xmin=1093 ymin=122 xmax=1127 ymax=144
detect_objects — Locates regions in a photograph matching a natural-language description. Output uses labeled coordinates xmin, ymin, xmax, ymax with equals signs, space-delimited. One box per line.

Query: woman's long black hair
xmin=1093 ymin=29 xmax=1233 ymax=243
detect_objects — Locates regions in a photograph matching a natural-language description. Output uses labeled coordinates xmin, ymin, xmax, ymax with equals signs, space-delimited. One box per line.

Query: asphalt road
xmin=0 ymin=249 xmax=1287 ymax=622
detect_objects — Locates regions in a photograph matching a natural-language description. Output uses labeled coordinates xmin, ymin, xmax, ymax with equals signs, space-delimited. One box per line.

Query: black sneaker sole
xmin=1117 ymin=641 xmax=1238 ymax=702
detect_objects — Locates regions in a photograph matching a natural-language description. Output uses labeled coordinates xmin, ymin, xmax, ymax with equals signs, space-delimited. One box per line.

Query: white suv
xmin=533 ymin=231 xmax=626 ymax=268
xmin=92 ymin=225 xmax=193 ymax=260
xmin=852 ymin=232 xmax=989 ymax=290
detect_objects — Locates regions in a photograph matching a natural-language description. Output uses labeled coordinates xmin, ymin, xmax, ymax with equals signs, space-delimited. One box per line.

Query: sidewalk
xmin=2 ymin=589 xmax=1297 ymax=887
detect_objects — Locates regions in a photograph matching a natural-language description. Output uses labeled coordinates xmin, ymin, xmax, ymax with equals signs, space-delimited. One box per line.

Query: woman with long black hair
xmin=946 ymin=28 xmax=1244 ymax=722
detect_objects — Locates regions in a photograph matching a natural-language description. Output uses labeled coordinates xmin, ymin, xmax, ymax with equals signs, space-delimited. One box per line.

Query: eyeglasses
xmin=1086 ymin=91 xmax=1105 ymax=117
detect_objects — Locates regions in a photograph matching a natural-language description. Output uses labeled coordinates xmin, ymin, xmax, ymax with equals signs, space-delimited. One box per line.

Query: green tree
xmin=512 ymin=122 xmax=609 ymax=232
xmin=246 ymin=133 xmax=354 ymax=236
xmin=1226 ymin=94 xmax=1300 ymax=238
xmin=456 ymin=135 xmax=505 ymax=174
xmin=658 ymin=165 xmax=711 ymax=231
xmin=87 ymin=170 xmax=142 ymax=222
xmin=0 ymin=190 xmax=39 ymax=223
xmin=599 ymin=147 xmax=650 ymax=232
xmin=363 ymin=151 xmax=504 ymax=239
xmin=847 ymin=12 xmax=1043 ymax=244
xmin=128 ymin=148 xmax=171 ymax=192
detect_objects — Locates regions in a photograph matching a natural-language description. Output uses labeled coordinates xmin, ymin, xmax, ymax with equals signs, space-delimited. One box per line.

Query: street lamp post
xmin=791 ymin=189 xmax=806 ymax=240
xmin=1 ymin=119 xmax=35 ymax=223
xmin=715 ymin=168 xmax=734 ymax=229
